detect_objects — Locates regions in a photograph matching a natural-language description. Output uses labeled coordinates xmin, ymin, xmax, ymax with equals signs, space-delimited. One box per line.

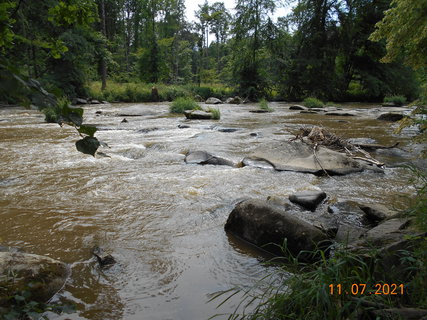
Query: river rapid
xmin=0 ymin=102 xmax=420 ymax=319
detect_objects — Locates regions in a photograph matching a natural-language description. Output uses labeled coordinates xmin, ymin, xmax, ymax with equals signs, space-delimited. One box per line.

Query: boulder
xmin=185 ymin=150 xmax=236 ymax=167
xmin=249 ymin=109 xmax=269 ymax=113
xmin=225 ymin=199 xmax=330 ymax=260
xmin=205 ymin=97 xmax=223 ymax=104
xmin=377 ymin=113 xmax=404 ymax=122
xmin=289 ymin=190 xmax=327 ymax=211
xmin=225 ymin=96 xmax=243 ymax=104
xmin=334 ymin=224 xmax=367 ymax=244
xmin=361 ymin=218 xmax=411 ymax=246
xmin=194 ymin=94 xmax=204 ymax=102
xmin=73 ymin=98 xmax=88 ymax=105
xmin=358 ymin=203 xmax=398 ymax=223
xmin=90 ymin=99 xmax=101 ymax=104
xmin=0 ymin=252 xmax=68 ymax=306
xmin=246 ymin=141 xmax=364 ymax=175
xmin=184 ymin=110 xmax=214 ymax=120
xmin=289 ymin=105 xmax=306 ymax=110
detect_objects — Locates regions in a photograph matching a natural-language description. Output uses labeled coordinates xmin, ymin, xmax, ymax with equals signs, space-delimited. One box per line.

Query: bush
xmin=303 ymin=97 xmax=324 ymax=108
xmin=169 ymin=97 xmax=200 ymax=114
xmin=207 ymin=107 xmax=221 ymax=120
xmin=259 ymin=98 xmax=274 ymax=112
xmin=384 ymin=95 xmax=407 ymax=106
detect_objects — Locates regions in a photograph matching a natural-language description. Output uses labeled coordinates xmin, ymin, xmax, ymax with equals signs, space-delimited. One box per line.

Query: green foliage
xmin=169 ymin=97 xmax=200 ymax=114
xmin=259 ymin=98 xmax=273 ymax=112
xmin=75 ymin=136 xmax=100 ymax=157
xmin=384 ymin=95 xmax=407 ymax=106
xmin=207 ymin=107 xmax=221 ymax=120
xmin=303 ymin=97 xmax=324 ymax=108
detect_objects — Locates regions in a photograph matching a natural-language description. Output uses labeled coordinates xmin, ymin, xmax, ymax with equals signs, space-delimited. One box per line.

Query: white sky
xmin=185 ymin=0 xmax=292 ymax=23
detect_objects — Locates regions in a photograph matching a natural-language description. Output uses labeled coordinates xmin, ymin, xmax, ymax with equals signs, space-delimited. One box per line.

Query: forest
xmin=0 ymin=0 xmax=425 ymax=105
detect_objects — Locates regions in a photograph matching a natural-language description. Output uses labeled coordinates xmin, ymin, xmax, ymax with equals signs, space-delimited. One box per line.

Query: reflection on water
xmin=0 ymin=102 xmax=417 ymax=319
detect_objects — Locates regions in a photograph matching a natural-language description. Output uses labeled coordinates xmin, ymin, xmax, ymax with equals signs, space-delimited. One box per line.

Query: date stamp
xmin=329 ymin=283 xmax=404 ymax=295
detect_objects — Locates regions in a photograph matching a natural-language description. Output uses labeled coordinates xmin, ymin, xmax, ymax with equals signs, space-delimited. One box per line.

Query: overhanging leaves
xmin=75 ymin=136 xmax=100 ymax=156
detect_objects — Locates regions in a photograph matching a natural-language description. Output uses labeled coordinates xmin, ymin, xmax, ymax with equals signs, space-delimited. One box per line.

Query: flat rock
xmin=242 ymin=157 xmax=275 ymax=170
xmin=289 ymin=190 xmax=327 ymax=211
xmin=248 ymin=141 xmax=364 ymax=175
xmin=184 ymin=110 xmax=213 ymax=120
xmin=362 ymin=218 xmax=411 ymax=246
xmin=300 ymin=110 xmax=318 ymax=114
xmin=205 ymin=97 xmax=223 ymax=104
xmin=325 ymin=112 xmax=355 ymax=117
xmin=225 ymin=199 xmax=330 ymax=260
xmin=249 ymin=109 xmax=269 ymax=113
xmin=0 ymin=252 xmax=68 ymax=305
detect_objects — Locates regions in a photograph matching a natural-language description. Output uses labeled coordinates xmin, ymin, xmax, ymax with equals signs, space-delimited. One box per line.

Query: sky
xmin=185 ymin=0 xmax=292 ymax=23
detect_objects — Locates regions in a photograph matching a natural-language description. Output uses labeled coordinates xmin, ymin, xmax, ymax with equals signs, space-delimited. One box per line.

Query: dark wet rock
xmin=289 ymin=190 xmax=327 ymax=211
xmin=358 ymin=203 xmax=398 ymax=223
xmin=184 ymin=110 xmax=214 ymax=120
xmin=377 ymin=113 xmax=404 ymax=122
xmin=205 ymin=97 xmax=223 ymax=104
xmin=289 ymin=105 xmax=306 ymax=110
xmin=138 ymin=127 xmax=159 ymax=134
xmin=225 ymin=96 xmax=243 ymax=104
xmin=325 ymin=112 xmax=356 ymax=117
xmin=249 ymin=132 xmax=258 ymax=137
xmin=90 ymin=99 xmax=101 ymax=104
xmin=178 ymin=124 xmax=190 ymax=129
xmin=335 ymin=224 xmax=367 ymax=244
xmin=300 ymin=110 xmax=318 ymax=114
xmin=248 ymin=141 xmax=365 ymax=175
xmin=0 ymin=252 xmax=68 ymax=305
xmin=95 ymin=110 xmax=103 ymax=115
xmin=121 ymin=118 xmax=128 ymax=123
xmin=224 ymin=199 xmax=330 ymax=260
xmin=216 ymin=127 xmax=239 ymax=133
xmin=92 ymin=247 xmax=116 ymax=268
xmin=242 ymin=157 xmax=275 ymax=170
xmin=73 ymin=98 xmax=88 ymax=105
xmin=249 ymin=109 xmax=269 ymax=113
xmin=185 ymin=150 xmax=236 ymax=167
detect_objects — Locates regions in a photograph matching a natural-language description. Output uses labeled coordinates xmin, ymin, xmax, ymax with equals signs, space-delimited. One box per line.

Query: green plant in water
xmin=303 ymin=97 xmax=324 ymax=108
xmin=259 ymin=99 xmax=273 ymax=112
xmin=169 ymin=97 xmax=200 ymax=114
xmin=207 ymin=107 xmax=221 ymax=120
xmin=384 ymin=95 xmax=407 ymax=106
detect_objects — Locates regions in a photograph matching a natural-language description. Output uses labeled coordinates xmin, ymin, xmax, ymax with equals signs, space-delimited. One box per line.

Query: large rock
xmin=205 ymin=97 xmax=223 ymax=104
xmin=358 ymin=203 xmax=398 ymax=223
xmin=289 ymin=105 xmax=306 ymax=110
xmin=289 ymin=191 xmax=327 ymax=211
xmin=0 ymin=252 xmax=69 ymax=306
xmin=184 ymin=110 xmax=213 ymax=120
xmin=185 ymin=150 xmax=236 ymax=167
xmin=225 ymin=199 xmax=330 ymax=260
xmin=377 ymin=113 xmax=404 ymax=122
xmin=225 ymin=96 xmax=243 ymax=104
xmin=244 ymin=141 xmax=364 ymax=175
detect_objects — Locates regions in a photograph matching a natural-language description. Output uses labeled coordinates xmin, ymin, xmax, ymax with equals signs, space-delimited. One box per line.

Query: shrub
xmin=259 ymin=98 xmax=274 ymax=112
xmin=303 ymin=97 xmax=324 ymax=108
xmin=384 ymin=95 xmax=407 ymax=106
xmin=207 ymin=107 xmax=221 ymax=120
xmin=169 ymin=97 xmax=200 ymax=114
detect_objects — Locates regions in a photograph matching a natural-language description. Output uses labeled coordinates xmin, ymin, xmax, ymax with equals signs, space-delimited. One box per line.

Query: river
xmin=0 ymin=102 xmax=419 ymax=319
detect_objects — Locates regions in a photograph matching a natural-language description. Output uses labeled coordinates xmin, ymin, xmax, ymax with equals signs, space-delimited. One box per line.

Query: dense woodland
xmin=0 ymin=0 xmax=426 ymax=104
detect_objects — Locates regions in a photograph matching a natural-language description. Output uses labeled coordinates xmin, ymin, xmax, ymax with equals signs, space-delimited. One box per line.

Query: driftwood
xmin=290 ymin=126 xmax=385 ymax=167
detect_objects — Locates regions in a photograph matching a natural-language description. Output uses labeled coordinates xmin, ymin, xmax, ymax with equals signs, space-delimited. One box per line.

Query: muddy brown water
xmin=0 ymin=102 xmax=419 ymax=319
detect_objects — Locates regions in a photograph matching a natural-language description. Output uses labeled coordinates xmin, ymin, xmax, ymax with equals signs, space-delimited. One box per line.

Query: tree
xmin=369 ymin=0 xmax=427 ymax=70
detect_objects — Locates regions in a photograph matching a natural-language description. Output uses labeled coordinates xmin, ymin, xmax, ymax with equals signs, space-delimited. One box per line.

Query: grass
xmin=259 ymin=99 xmax=274 ymax=112
xmin=169 ymin=97 xmax=201 ymax=114
xmin=207 ymin=107 xmax=221 ymax=120
xmin=303 ymin=97 xmax=324 ymax=108
xmin=384 ymin=95 xmax=407 ymax=106
xmin=87 ymin=81 xmax=235 ymax=103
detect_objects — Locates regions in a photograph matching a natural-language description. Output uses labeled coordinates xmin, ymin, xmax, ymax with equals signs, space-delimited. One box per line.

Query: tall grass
xmin=384 ymin=95 xmax=407 ymax=106
xmin=87 ymin=81 xmax=235 ymax=103
xmin=169 ymin=97 xmax=201 ymax=114
xmin=303 ymin=97 xmax=324 ymax=108
xmin=207 ymin=107 xmax=221 ymax=120
xmin=259 ymin=99 xmax=274 ymax=112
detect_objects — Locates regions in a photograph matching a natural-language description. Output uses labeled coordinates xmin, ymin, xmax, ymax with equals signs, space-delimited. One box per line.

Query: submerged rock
xmin=205 ymin=97 xmax=223 ymax=104
xmin=377 ymin=113 xmax=404 ymax=122
xmin=185 ymin=150 xmax=236 ymax=167
xmin=0 ymin=252 xmax=68 ymax=305
xmin=225 ymin=199 xmax=330 ymax=260
xmin=289 ymin=190 xmax=327 ymax=211
xmin=92 ymin=247 xmax=116 ymax=269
